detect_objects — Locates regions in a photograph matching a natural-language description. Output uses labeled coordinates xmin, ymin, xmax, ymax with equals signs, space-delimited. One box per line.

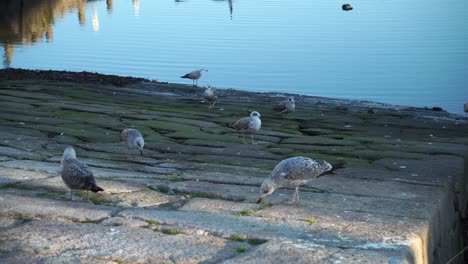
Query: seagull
xmin=273 ymin=96 xmax=295 ymax=118
xmin=229 ymin=111 xmax=262 ymax=144
xmin=120 ymin=128 xmax=145 ymax=155
xmin=180 ymin=69 xmax=208 ymax=86
xmin=203 ymin=86 xmax=219 ymax=108
xmin=60 ymin=146 xmax=104 ymax=200
xmin=257 ymin=156 xmax=337 ymax=204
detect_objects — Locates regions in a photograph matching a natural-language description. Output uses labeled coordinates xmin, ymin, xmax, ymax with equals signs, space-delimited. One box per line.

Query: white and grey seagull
xmin=60 ymin=146 xmax=104 ymax=200
xmin=203 ymin=86 xmax=219 ymax=108
xmin=120 ymin=128 xmax=145 ymax=155
xmin=257 ymin=156 xmax=336 ymax=204
xmin=181 ymin=69 xmax=208 ymax=86
xmin=230 ymin=111 xmax=262 ymax=144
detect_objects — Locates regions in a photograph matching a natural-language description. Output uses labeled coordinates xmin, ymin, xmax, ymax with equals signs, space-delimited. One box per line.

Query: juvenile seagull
xmin=257 ymin=156 xmax=334 ymax=204
xmin=273 ymin=96 xmax=295 ymax=118
xmin=60 ymin=146 xmax=104 ymax=200
xmin=180 ymin=69 xmax=208 ymax=86
xmin=203 ymin=86 xmax=219 ymax=108
xmin=230 ymin=111 xmax=262 ymax=144
xmin=120 ymin=128 xmax=145 ymax=155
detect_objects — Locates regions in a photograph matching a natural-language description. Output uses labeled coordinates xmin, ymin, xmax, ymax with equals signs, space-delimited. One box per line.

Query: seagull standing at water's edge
xmin=60 ymin=146 xmax=104 ymax=200
xmin=120 ymin=128 xmax=145 ymax=155
xmin=257 ymin=156 xmax=336 ymax=204
xmin=229 ymin=111 xmax=262 ymax=144
xmin=181 ymin=69 xmax=208 ymax=86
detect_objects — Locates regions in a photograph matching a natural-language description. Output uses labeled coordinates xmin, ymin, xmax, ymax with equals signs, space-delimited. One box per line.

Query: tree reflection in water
xmin=0 ymin=0 xmax=114 ymax=67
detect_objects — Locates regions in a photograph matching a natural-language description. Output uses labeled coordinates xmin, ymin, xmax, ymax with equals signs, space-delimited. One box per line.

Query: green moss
xmin=89 ymin=195 xmax=114 ymax=205
xmin=168 ymin=177 xmax=183 ymax=182
xmin=43 ymin=246 xmax=51 ymax=250
xmin=247 ymin=238 xmax=267 ymax=245
xmin=236 ymin=246 xmax=248 ymax=253
xmin=190 ymin=192 xmax=225 ymax=200
xmin=49 ymin=110 xmax=98 ymax=119
xmin=36 ymin=192 xmax=58 ymax=198
xmin=146 ymin=220 xmax=157 ymax=226
xmin=76 ymin=190 xmax=87 ymax=197
xmin=233 ymin=209 xmax=255 ymax=216
xmin=232 ymin=203 xmax=271 ymax=216
xmin=228 ymin=234 xmax=246 ymax=242
xmin=0 ymin=182 xmax=29 ymax=190
xmin=304 ymin=217 xmax=317 ymax=224
xmin=160 ymin=228 xmax=184 ymax=235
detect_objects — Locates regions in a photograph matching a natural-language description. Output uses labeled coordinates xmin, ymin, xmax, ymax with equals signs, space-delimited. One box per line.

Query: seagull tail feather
xmin=90 ymin=184 xmax=104 ymax=193
xmin=318 ymin=162 xmax=345 ymax=177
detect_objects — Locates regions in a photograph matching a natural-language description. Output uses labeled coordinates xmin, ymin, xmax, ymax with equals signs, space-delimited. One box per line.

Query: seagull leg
xmin=86 ymin=190 xmax=89 ymax=199
xmin=251 ymin=134 xmax=257 ymax=144
xmin=295 ymin=187 xmax=300 ymax=204
xmin=242 ymin=133 xmax=246 ymax=144
xmin=70 ymin=189 xmax=73 ymax=200
xmin=287 ymin=189 xmax=296 ymax=204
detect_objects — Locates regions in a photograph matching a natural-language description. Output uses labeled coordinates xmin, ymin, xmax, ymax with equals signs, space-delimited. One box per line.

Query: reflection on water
xmin=133 ymin=0 xmax=140 ymax=16
xmin=211 ymin=0 xmax=233 ymax=19
xmin=0 ymin=0 xmax=466 ymax=114
xmin=0 ymin=0 xmax=113 ymax=67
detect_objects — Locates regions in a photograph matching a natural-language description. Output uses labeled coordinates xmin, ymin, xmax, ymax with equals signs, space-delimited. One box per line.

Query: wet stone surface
xmin=0 ymin=69 xmax=467 ymax=263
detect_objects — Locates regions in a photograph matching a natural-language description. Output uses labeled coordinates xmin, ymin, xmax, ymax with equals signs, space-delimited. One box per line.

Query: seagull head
xmin=136 ymin=137 xmax=145 ymax=156
xmin=62 ymin=146 xmax=76 ymax=161
xmin=250 ymin=111 xmax=261 ymax=119
xmin=257 ymin=178 xmax=275 ymax=203
xmin=288 ymin=96 xmax=295 ymax=103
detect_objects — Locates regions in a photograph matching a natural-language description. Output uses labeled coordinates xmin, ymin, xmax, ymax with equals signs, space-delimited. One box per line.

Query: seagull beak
xmin=256 ymin=197 xmax=263 ymax=203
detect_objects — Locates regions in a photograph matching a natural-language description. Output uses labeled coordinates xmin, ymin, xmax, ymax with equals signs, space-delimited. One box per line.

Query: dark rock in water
xmin=367 ymin=109 xmax=376 ymax=114
xmin=431 ymin=107 xmax=444 ymax=112
xmin=342 ymin=4 xmax=353 ymax=11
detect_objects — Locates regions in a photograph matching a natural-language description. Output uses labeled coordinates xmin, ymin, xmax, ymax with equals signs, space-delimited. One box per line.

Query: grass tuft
xmin=236 ymin=246 xmax=248 ymax=253
xmin=304 ymin=217 xmax=317 ymax=224
xmin=228 ymin=234 xmax=246 ymax=242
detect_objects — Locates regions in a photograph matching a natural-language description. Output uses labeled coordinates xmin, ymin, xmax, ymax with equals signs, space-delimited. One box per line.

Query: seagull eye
xmin=263 ymin=190 xmax=268 ymax=194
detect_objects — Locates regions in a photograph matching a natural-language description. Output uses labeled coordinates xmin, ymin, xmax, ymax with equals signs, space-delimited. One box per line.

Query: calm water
xmin=1 ymin=0 xmax=467 ymax=114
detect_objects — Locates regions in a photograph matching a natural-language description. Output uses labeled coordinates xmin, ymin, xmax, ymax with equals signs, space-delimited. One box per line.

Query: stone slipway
xmin=0 ymin=68 xmax=467 ymax=263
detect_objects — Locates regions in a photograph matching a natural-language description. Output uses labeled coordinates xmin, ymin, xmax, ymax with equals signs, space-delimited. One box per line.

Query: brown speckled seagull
xmin=230 ymin=111 xmax=262 ymax=144
xmin=273 ymin=96 xmax=295 ymax=118
xmin=181 ymin=69 xmax=208 ymax=86
xmin=120 ymin=128 xmax=145 ymax=155
xmin=60 ymin=146 xmax=104 ymax=200
xmin=257 ymin=156 xmax=334 ymax=204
